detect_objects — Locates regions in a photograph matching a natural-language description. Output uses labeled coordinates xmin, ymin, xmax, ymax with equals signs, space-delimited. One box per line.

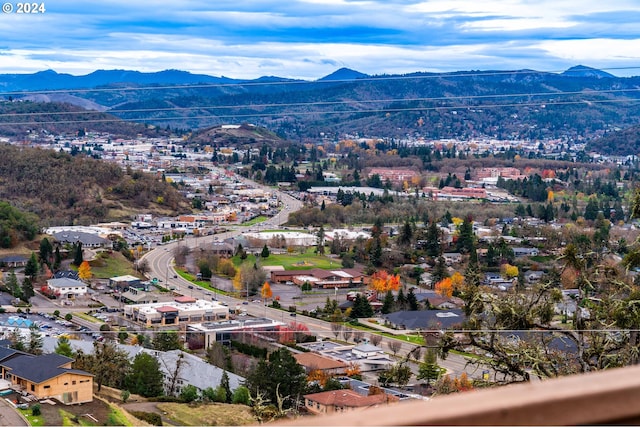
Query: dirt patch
xmin=38 ymin=398 xmax=113 ymax=426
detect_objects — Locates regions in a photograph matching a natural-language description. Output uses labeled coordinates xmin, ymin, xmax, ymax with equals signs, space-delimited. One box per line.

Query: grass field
xmin=157 ymin=402 xmax=256 ymax=426
xmin=240 ymin=216 xmax=269 ymax=226
xmin=74 ymin=312 xmax=103 ymax=324
xmin=20 ymin=409 xmax=45 ymax=426
xmin=89 ymin=251 xmax=142 ymax=279
xmin=233 ymin=248 xmax=338 ymax=270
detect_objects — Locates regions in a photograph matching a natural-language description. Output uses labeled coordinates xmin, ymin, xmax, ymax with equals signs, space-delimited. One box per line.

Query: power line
xmin=0 ymin=97 xmax=638 ymax=127
xmin=2 ymin=87 xmax=640 ymax=120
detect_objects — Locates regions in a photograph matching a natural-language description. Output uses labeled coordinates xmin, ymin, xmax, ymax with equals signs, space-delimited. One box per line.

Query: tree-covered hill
xmin=0 ymin=144 xmax=191 ymax=226
xmin=0 ymin=100 xmax=168 ymax=138
xmin=587 ymin=125 xmax=640 ymax=156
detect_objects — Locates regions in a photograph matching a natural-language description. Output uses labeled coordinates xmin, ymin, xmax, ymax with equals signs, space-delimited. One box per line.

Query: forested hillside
xmin=0 ymin=144 xmax=190 ymax=226
xmin=0 ymin=101 xmax=168 ymax=138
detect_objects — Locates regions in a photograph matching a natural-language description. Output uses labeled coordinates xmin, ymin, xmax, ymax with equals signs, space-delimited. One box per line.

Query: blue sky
xmin=0 ymin=0 xmax=639 ymax=79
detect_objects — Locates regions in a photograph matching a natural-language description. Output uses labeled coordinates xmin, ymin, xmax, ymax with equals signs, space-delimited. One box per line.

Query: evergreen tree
xmin=407 ymin=287 xmax=419 ymax=311
xmin=245 ymin=348 xmax=307 ymax=410
xmin=24 ymin=252 xmax=39 ymax=279
xmin=316 ymin=225 xmax=325 ymax=255
xmin=8 ymin=328 xmax=25 ymax=351
xmin=73 ymin=242 xmax=83 ymax=266
xmin=152 ymin=331 xmax=182 ymax=351
xmin=125 ymin=353 xmax=164 ymax=397
xmin=425 ymin=221 xmax=442 ymax=258
xmin=486 ymin=244 xmax=498 ymax=267
xmin=6 ymin=271 xmax=20 ymax=299
xmin=261 ymin=244 xmax=270 ymax=258
xmin=526 ymin=204 xmax=534 ymax=217
xmin=382 ymin=290 xmax=395 ymax=314
xmin=27 ymin=325 xmax=43 ymax=355
xmin=20 ymin=277 xmax=34 ymax=302
xmin=396 ymin=288 xmax=407 ymax=310
xmin=352 ymin=294 xmax=374 ymax=318
xmin=399 ymin=220 xmax=413 ymax=246
xmin=54 ymin=246 xmax=61 ymax=270
xmin=221 ymin=370 xmax=232 ymax=403
xmin=432 ymin=256 xmax=449 ymax=284
xmin=39 ymin=238 xmax=53 ymax=266
xmin=55 ymin=336 xmax=74 ymax=358
xmin=417 ymin=348 xmax=443 ymax=385
xmin=456 ymin=216 xmax=475 ymax=254
xmin=371 ymin=237 xmax=383 ymax=267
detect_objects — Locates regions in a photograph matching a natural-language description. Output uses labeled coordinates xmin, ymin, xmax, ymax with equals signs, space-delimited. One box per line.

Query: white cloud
xmin=0 ymin=1 xmax=639 ymax=78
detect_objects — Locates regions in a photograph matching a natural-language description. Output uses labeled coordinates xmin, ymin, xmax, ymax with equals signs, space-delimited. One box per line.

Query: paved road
xmin=141 ymin=179 xmax=487 ymax=379
xmin=0 ymin=398 xmax=28 ymax=427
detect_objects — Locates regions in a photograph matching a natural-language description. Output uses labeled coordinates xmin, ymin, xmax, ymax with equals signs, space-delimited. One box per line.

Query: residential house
xmin=513 ymin=247 xmax=540 ymax=257
xmin=294 ymin=352 xmax=347 ymax=376
xmin=0 ymin=346 xmax=93 ymax=404
xmin=415 ymin=291 xmax=464 ymax=309
xmin=442 ymin=253 xmax=463 ymax=264
xmin=0 ymin=255 xmax=29 ymax=268
xmin=524 ymin=271 xmax=544 ymax=284
xmin=303 ymin=389 xmax=398 ymax=415
xmin=46 ymin=278 xmax=88 ymax=299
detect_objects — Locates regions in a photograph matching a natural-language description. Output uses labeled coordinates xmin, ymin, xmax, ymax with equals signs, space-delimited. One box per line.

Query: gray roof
xmin=141 ymin=349 xmax=245 ymax=393
xmin=53 ymin=231 xmax=108 ymax=246
xmin=0 ymin=255 xmax=28 ymax=263
xmin=41 ymin=337 xmax=142 ymax=360
xmin=0 ymin=345 xmax=27 ymax=363
xmin=352 ymin=343 xmax=383 ymax=353
xmin=47 ymin=278 xmax=87 ymax=289
xmin=0 ymin=352 xmax=92 ymax=384
xmin=383 ymin=309 xmax=466 ymax=330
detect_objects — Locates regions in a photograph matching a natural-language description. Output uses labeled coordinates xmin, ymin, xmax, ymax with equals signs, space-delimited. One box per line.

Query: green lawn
xmin=89 ymin=251 xmax=142 ymax=279
xmin=75 ymin=312 xmax=103 ymax=324
xmin=20 ymin=409 xmax=45 ymax=427
xmin=233 ymin=248 xmax=338 ymax=270
xmin=175 ymin=269 xmax=231 ymax=295
xmin=240 ymin=216 xmax=269 ymax=226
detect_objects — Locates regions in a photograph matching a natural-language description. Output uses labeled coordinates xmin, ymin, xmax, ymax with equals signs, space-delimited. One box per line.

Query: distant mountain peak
xmin=561 ymin=65 xmax=615 ymax=79
xmin=317 ymin=67 xmax=368 ymax=82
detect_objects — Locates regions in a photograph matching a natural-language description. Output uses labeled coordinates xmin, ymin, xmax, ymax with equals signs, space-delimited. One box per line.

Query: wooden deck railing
xmin=277 ymin=364 xmax=640 ymax=425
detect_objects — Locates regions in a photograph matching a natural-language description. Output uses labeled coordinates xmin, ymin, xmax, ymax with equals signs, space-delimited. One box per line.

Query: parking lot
xmin=0 ymin=312 xmax=91 ymax=340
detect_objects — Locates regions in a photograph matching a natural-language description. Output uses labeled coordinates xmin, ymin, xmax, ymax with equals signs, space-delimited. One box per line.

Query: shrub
xmin=232 ymin=386 xmax=251 ymax=405
xmin=130 ymin=411 xmax=162 ymax=426
xmin=31 ymin=403 xmax=41 ymax=416
xmin=179 ymin=385 xmax=199 ymax=403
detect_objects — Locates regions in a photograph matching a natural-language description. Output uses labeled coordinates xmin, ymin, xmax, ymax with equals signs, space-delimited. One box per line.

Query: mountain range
xmin=1 ymin=65 xmax=639 ymax=155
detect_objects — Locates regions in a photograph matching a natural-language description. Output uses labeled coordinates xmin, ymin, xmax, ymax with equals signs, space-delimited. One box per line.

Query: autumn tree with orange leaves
xmin=369 ymin=270 xmax=401 ymax=298
xmin=78 ymin=260 xmax=92 ymax=281
xmin=261 ymin=282 xmax=273 ymax=299
xmin=435 ymin=277 xmax=453 ymax=298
